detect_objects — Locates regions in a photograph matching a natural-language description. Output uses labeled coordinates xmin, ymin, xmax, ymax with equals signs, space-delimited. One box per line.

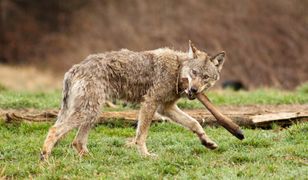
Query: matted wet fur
xmin=41 ymin=41 xmax=226 ymax=160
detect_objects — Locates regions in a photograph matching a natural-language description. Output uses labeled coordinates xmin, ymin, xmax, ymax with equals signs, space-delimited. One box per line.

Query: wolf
xmin=40 ymin=41 xmax=226 ymax=160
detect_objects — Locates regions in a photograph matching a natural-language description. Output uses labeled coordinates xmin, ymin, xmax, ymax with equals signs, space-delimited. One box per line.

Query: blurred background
xmin=1 ymin=0 xmax=307 ymax=91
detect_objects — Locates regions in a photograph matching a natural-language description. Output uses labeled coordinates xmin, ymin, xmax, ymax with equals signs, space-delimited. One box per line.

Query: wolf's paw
xmin=40 ymin=151 xmax=49 ymax=161
xmin=72 ymin=142 xmax=89 ymax=157
xmin=125 ymin=138 xmax=137 ymax=148
xmin=201 ymin=139 xmax=218 ymax=150
xmin=77 ymin=148 xmax=90 ymax=157
xmin=141 ymin=152 xmax=158 ymax=158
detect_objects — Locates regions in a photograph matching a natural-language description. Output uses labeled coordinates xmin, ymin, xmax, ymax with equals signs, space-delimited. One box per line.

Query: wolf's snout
xmin=190 ymin=87 xmax=198 ymax=94
xmin=187 ymin=87 xmax=198 ymax=100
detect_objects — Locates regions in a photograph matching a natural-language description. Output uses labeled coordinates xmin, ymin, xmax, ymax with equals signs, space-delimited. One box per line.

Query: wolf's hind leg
xmin=41 ymin=113 xmax=81 ymax=160
xmin=163 ymin=104 xmax=218 ymax=150
xmin=72 ymin=123 xmax=92 ymax=156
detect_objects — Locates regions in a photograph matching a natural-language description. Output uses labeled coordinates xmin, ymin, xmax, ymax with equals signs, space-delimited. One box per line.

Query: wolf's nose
xmin=190 ymin=87 xmax=198 ymax=93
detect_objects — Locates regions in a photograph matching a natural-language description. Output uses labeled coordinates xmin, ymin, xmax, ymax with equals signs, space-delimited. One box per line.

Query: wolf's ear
xmin=188 ymin=40 xmax=198 ymax=59
xmin=211 ymin=51 xmax=225 ymax=72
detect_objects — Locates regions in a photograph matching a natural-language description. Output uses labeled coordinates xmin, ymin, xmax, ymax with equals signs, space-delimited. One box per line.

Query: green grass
xmin=0 ymin=120 xmax=307 ymax=179
xmin=0 ymin=84 xmax=307 ymax=178
xmin=0 ymin=83 xmax=308 ymax=110
xmin=178 ymin=86 xmax=308 ymax=109
xmin=0 ymin=90 xmax=60 ymax=109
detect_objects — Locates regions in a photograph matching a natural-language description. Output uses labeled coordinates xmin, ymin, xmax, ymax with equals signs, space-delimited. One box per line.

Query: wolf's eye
xmin=191 ymin=69 xmax=197 ymax=76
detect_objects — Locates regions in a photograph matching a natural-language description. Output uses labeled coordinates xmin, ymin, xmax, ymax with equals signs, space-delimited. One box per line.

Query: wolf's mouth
xmin=187 ymin=90 xmax=196 ymax=100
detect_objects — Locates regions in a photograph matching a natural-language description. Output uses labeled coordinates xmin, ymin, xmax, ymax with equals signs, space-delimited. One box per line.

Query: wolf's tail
xmin=56 ymin=72 xmax=72 ymax=123
xmin=62 ymin=72 xmax=72 ymax=110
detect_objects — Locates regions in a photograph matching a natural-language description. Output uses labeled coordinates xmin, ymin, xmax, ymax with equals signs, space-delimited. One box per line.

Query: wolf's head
xmin=181 ymin=41 xmax=225 ymax=100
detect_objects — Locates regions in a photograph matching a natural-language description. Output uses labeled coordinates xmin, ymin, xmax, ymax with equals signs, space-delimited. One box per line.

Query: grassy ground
xmin=0 ymin=120 xmax=307 ymax=179
xmin=0 ymin=84 xmax=307 ymax=179
xmin=0 ymin=83 xmax=308 ymax=110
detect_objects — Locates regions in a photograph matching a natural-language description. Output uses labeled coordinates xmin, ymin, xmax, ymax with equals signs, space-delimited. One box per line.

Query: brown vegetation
xmin=0 ymin=65 xmax=61 ymax=91
xmin=1 ymin=0 xmax=308 ymax=89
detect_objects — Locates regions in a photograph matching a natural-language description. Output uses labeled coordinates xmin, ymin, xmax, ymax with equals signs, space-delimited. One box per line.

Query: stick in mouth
xmin=196 ymin=93 xmax=244 ymax=140
xmin=180 ymin=78 xmax=244 ymax=140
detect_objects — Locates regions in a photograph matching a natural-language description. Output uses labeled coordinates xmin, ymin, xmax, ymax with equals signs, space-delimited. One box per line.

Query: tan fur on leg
xmin=162 ymin=104 xmax=218 ymax=150
xmin=134 ymin=101 xmax=158 ymax=156
xmin=72 ymin=123 xmax=92 ymax=156
xmin=41 ymin=122 xmax=79 ymax=161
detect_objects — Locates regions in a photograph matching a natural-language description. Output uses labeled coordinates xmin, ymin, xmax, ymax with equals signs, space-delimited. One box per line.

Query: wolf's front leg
xmin=133 ymin=101 xmax=158 ymax=156
xmin=163 ymin=104 xmax=218 ymax=149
